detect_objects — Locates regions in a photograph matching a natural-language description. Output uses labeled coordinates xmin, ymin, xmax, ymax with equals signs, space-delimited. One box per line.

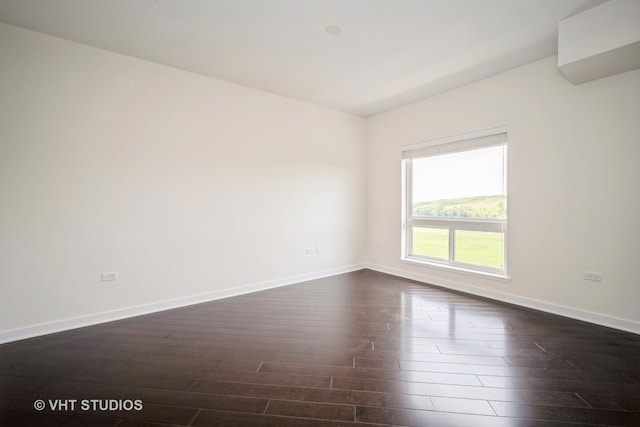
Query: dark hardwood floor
xmin=1 ymin=269 xmax=640 ymax=426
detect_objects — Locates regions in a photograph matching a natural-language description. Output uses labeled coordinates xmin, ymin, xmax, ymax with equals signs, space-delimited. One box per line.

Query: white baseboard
xmin=4 ymin=262 xmax=637 ymax=344
xmin=366 ymin=262 xmax=640 ymax=335
xmin=0 ymin=263 xmax=366 ymax=344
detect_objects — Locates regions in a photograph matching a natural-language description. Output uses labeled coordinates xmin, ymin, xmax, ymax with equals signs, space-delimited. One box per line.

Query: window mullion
xmin=449 ymin=226 xmax=455 ymax=262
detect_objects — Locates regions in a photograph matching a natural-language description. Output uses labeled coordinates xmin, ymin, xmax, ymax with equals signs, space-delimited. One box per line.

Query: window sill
xmin=400 ymin=257 xmax=511 ymax=283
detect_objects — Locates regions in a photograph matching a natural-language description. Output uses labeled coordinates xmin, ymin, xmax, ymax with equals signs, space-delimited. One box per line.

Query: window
xmin=402 ymin=129 xmax=507 ymax=277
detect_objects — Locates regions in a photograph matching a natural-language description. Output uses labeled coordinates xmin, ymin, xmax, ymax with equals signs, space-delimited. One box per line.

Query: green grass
xmin=413 ymin=227 xmax=449 ymax=260
xmin=413 ymin=228 xmax=504 ymax=268
xmin=454 ymin=230 xmax=504 ymax=268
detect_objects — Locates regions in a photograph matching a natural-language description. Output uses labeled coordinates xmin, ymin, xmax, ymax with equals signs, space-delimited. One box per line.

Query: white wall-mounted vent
xmin=558 ymin=0 xmax=640 ymax=84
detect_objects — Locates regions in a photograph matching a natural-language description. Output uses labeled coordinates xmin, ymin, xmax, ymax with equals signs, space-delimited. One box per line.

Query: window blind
xmin=402 ymin=132 xmax=507 ymax=160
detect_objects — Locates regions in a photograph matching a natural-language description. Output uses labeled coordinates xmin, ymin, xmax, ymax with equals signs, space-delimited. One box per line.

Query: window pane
xmin=412 ymin=227 xmax=449 ymax=260
xmin=412 ymin=145 xmax=506 ymax=219
xmin=454 ymin=230 xmax=504 ymax=268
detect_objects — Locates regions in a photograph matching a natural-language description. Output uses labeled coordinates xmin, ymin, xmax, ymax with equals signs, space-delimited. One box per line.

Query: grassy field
xmin=413 ymin=227 xmax=504 ymax=268
xmin=413 ymin=227 xmax=449 ymax=260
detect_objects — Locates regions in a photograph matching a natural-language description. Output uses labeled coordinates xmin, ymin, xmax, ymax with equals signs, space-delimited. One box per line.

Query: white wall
xmin=366 ymin=56 xmax=640 ymax=332
xmin=0 ymin=23 xmax=366 ymax=336
xmin=2 ymin=21 xmax=639 ymax=340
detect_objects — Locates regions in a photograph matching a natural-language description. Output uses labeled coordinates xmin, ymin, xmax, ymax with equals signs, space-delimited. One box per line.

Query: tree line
xmin=413 ymin=197 xmax=505 ymax=219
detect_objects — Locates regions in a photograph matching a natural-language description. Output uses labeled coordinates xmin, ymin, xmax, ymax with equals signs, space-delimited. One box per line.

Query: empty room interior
xmin=1 ymin=0 xmax=640 ymax=426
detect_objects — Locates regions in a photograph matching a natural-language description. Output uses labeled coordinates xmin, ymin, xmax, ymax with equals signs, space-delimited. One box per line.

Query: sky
xmin=412 ymin=145 xmax=506 ymax=203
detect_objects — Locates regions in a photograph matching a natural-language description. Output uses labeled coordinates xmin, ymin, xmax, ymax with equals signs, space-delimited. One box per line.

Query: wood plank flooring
xmin=1 ymin=269 xmax=639 ymax=426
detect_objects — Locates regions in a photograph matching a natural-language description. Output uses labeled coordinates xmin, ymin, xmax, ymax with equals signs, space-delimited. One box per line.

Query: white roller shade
xmin=402 ymin=130 xmax=507 ymax=159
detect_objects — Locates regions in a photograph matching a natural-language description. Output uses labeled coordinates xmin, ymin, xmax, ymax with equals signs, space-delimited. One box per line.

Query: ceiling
xmin=0 ymin=0 xmax=605 ymax=116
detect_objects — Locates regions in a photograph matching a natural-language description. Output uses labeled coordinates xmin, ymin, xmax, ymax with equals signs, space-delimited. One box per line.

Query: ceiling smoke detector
xmin=325 ymin=25 xmax=341 ymax=35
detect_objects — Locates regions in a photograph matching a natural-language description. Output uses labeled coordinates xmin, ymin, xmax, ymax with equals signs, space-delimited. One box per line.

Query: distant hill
xmin=413 ymin=195 xmax=505 ymax=219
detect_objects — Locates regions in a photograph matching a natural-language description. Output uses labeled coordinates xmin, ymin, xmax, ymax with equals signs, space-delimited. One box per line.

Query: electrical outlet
xmin=101 ymin=272 xmax=118 ymax=282
xmin=584 ymin=271 xmax=602 ymax=282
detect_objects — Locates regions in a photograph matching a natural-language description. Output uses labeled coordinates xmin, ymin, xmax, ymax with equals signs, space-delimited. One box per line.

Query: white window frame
xmin=401 ymin=127 xmax=509 ymax=280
